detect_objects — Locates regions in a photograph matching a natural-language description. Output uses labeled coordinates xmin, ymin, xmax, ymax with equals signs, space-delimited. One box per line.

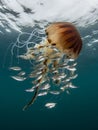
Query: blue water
xmin=0 ymin=24 xmax=98 ymax=130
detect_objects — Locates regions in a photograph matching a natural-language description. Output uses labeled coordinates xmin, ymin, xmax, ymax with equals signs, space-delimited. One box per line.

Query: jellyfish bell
xmin=45 ymin=22 xmax=82 ymax=59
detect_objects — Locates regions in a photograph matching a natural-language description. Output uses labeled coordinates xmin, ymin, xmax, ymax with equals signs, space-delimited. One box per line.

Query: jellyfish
xmin=46 ymin=22 xmax=82 ymax=59
xmin=9 ymin=22 xmax=82 ymax=110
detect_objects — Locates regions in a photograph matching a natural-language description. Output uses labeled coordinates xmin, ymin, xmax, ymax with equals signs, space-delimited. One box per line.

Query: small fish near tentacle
xmin=19 ymin=41 xmax=78 ymax=110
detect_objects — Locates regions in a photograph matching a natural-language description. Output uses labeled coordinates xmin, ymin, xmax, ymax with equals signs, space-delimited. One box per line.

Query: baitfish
xmin=49 ymin=91 xmax=60 ymax=95
xmin=17 ymin=71 xmax=26 ymax=76
xmin=38 ymin=91 xmax=48 ymax=96
xmin=11 ymin=75 xmax=26 ymax=81
xmin=45 ymin=103 xmax=56 ymax=109
xmin=9 ymin=66 xmax=21 ymax=71
xmin=68 ymin=82 xmax=77 ymax=88
xmin=25 ymin=88 xmax=35 ymax=92
xmin=40 ymin=84 xmax=50 ymax=90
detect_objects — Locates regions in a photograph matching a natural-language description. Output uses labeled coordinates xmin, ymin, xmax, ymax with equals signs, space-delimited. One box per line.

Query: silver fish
xmin=29 ymin=70 xmax=42 ymax=78
xmin=66 ymin=90 xmax=70 ymax=94
xmin=37 ymin=56 xmax=45 ymax=62
xmin=60 ymin=85 xmax=68 ymax=91
xmin=45 ymin=103 xmax=56 ymax=109
xmin=52 ymin=76 xmax=61 ymax=84
xmin=40 ymin=84 xmax=50 ymax=90
xmin=35 ymin=64 xmax=46 ymax=71
xmin=70 ymin=74 xmax=78 ymax=79
xmin=29 ymin=73 xmax=36 ymax=78
xmin=72 ymin=62 xmax=77 ymax=67
xmin=38 ymin=92 xmax=48 ymax=96
xmin=51 ymin=56 xmax=61 ymax=61
xmin=37 ymin=55 xmax=44 ymax=60
xmin=36 ymin=71 xmax=43 ymax=75
xmin=52 ymin=70 xmax=58 ymax=74
xmin=49 ymin=91 xmax=60 ymax=95
xmin=65 ymin=78 xmax=71 ymax=82
xmin=40 ymin=78 xmax=47 ymax=84
xmin=68 ymin=83 xmax=77 ymax=88
xmin=9 ymin=66 xmax=21 ymax=71
xmin=52 ymin=73 xmax=66 ymax=81
xmin=25 ymin=88 xmax=34 ymax=92
xmin=59 ymin=74 xmax=67 ymax=79
xmin=59 ymin=64 xmax=69 ymax=69
xmin=68 ymin=58 xmax=75 ymax=62
xmin=66 ymin=66 xmax=76 ymax=71
xmin=11 ymin=76 xmax=26 ymax=81
xmin=37 ymin=75 xmax=43 ymax=81
xmin=18 ymin=54 xmax=34 ymax=60
xmin=18 ymin=71 xmax=26 ymax=76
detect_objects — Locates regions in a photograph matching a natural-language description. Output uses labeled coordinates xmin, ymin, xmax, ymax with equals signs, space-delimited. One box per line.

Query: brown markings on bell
xmin=47 ymin=38 xmax=52 ymax=43
xmin=76 ymin=39 xmax=82 ymax=55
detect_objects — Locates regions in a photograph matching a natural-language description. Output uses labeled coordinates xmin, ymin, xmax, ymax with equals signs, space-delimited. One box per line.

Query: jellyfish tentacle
xmin=23 ymin=86 xmax=39 ymax=111
xmin=23 ymin=50 xmax=50 ymax=110
xmin=23 ymin=75 xmax=45 ymax=110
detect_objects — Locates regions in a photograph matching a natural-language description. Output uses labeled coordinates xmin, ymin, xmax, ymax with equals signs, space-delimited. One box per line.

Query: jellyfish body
xmin=10 ymin=22 xmax=82 ymax=110
xmin=46 ymin=22 xmax=82 ymax=58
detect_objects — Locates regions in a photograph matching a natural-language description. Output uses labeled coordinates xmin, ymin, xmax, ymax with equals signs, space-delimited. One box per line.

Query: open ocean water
xmin=0 ymin=0 xmax=98 ymax=130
